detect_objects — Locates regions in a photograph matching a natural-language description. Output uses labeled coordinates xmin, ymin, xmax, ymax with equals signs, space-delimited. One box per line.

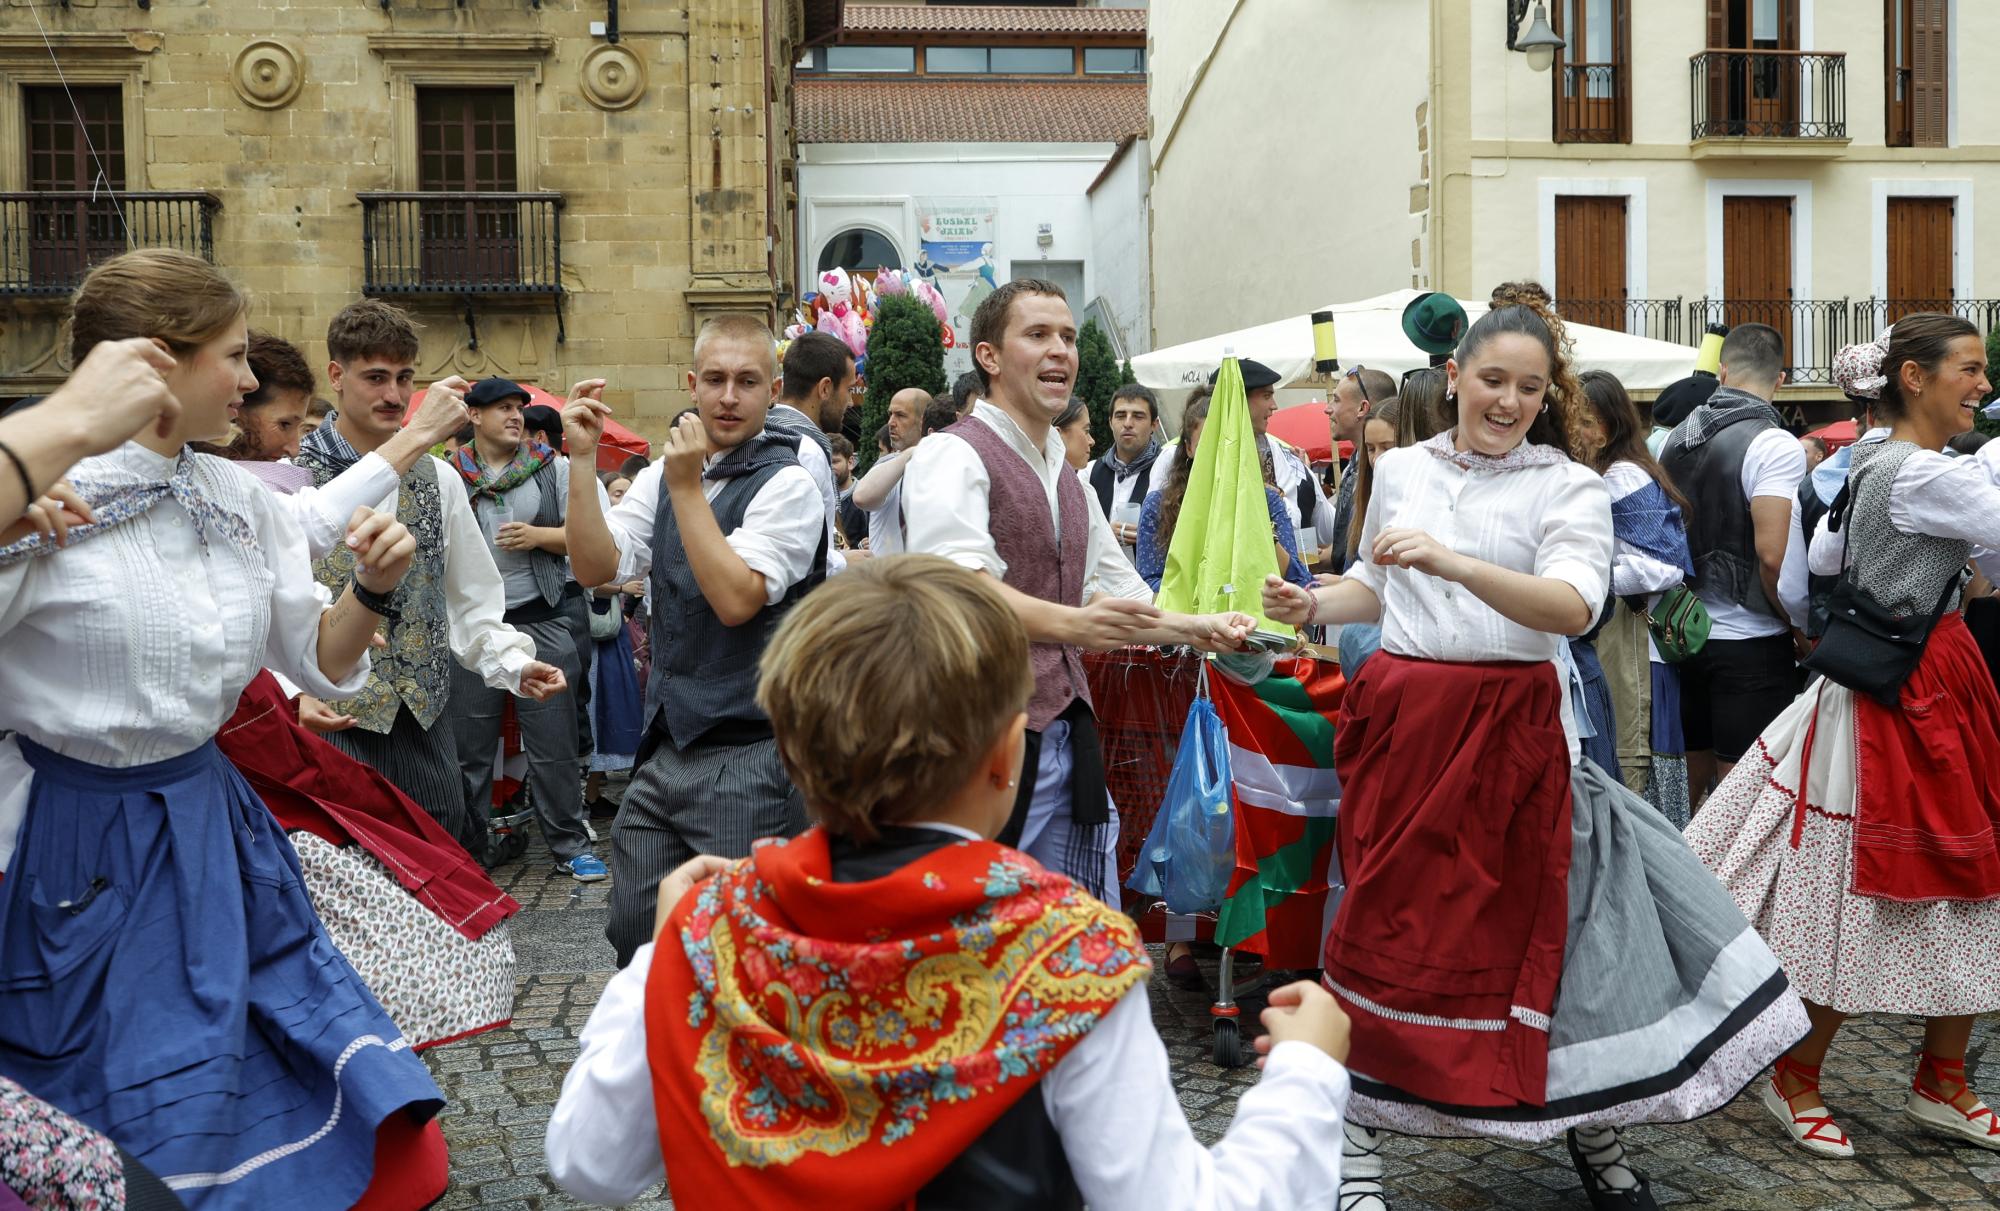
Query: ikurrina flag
xmin=1211 ymin=657 xmax=1344 ymax=968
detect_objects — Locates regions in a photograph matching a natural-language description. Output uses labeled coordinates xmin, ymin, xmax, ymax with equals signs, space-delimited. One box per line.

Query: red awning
xmin=409 ymin=382 xmax=651 ymax=473
xmin=1266 ymin=402 xmax=1353 ymax=464
xmin=1805 ymin=418 xmax=1858 ymax=452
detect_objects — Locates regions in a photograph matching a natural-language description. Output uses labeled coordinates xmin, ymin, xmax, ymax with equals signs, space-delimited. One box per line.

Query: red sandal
xmin=1758 ymin=1055 xmax=1854 ymax=1158
xmin=1907 ymin=1052 xmax=2000 ymax=1151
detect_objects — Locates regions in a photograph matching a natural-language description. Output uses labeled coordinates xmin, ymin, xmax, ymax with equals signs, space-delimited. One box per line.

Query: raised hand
xmin=406 ymin=376 xmax=471 ymax=446
xmin=561 ymin=391 xmax=613 ymax=457
xmin=344 ymin=506 xmax=417 ymax=594
xmin=660 ymin=412 xmax=712 ymax=491
xmin=59 ymin=338 xmax=182 ymax=450
xmin=1263 ymin=573 xmax=1316 ymax=627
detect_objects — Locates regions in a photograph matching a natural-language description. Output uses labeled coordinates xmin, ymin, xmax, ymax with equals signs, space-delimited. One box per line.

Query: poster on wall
xmin=916 ymin=197 xmax=999 ymax=378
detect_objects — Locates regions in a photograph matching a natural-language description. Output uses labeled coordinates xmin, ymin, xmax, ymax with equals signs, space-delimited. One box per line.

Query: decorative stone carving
xmin=579 ymin=44 xmax=646 ymax=111
xmin=232 ymin=39 xmax=303 ymax=110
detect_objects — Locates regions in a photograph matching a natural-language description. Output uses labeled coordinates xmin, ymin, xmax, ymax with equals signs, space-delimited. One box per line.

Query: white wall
xmin=1147 ymin=0 xmax=1431 ymax=349
xmin=798 ymin=141 xmax=1122 ymax=373
xmin=1088 ymin=138 xmax=1150 ymax=357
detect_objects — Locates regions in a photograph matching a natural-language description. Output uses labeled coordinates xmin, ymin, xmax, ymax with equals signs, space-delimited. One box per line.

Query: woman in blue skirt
xmin=0 ymin=250 xmax=449 ymax=1210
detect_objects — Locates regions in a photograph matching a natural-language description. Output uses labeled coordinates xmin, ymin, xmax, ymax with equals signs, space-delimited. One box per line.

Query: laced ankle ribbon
xmin=1772 ymin=1055 xmax=1849 ymax=1148
xmin=1914 ymin=1053 xmax=2000 ymax=1135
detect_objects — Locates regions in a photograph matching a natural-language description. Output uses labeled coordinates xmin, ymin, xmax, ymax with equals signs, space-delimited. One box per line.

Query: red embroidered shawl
xmin=646 ymin=828 xmax=1148 ymax=1210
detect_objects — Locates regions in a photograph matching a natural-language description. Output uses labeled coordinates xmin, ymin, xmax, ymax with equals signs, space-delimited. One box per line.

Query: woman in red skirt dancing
xmin=1266 ymin=295 xmax=1806 ymax=1211
xmin=1689 ymin=313 xmax=2000 ymax=1157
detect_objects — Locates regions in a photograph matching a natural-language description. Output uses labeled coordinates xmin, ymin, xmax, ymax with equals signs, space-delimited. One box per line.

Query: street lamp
xmin=1507 ymin=1 xmax=1565 ymax=73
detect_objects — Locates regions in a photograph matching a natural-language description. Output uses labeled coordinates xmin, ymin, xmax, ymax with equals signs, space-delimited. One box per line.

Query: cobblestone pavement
xmin=425 ymin=802 xmax=1998 ymax=1209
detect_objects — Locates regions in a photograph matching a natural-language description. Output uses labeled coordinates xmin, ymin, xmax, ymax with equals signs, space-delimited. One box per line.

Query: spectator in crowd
xmin=769 ymin=331 xmax=853 ymax=574
xmin=829 ymin=433 xmax=870 ymax=549
xmin=301 ymin=393 xmax=334 ymax=436
xmin=618 ymin=452 xmax=650 ymax=480
xmin=519 ymin=395 xmax=601 ymax=757
xmin=562 ymin=314 xmax=826 ymax=966
xmin=1660 ymin=322 xmax=1806 ymax=803
xmin=546 ymin=558 xmax=1352 ymax=1209
xmin=1323 ymin=366 xmax=1398 ymax=572
xmin=584 ymin=472 xmax=647 ymax=819
xmin=446 ymin=376 xmax=608 ymax=881
xmin=950 ymin=368 xmax=982 ymax=417
xmin=211 ymin=331 xmax=319 ymax=461
xmin=848 ymin=388 xmax=936 ymax=556
xmin=1799 ymin=434 xmax=1829 ymax=473
xmin=1091 ymin=383 xmax=1159 ymax=560
xmin=1057 ymin=399 xmax=1094 ymax=472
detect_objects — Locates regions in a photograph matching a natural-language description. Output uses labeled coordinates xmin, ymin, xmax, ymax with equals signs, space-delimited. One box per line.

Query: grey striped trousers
xmin=604 ymin=732 xmax=806 ymax=966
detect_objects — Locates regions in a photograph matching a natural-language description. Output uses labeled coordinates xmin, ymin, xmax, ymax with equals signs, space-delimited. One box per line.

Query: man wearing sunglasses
xmin=1323 ymin=365 xmax=1397 ymax=573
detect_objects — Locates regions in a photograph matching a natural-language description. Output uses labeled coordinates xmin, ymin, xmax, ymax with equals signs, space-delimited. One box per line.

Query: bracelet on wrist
xmin=0 ymin=438 xmax=37 ymax=509
xmin=349 ymin=577 xmax=401 ymax=620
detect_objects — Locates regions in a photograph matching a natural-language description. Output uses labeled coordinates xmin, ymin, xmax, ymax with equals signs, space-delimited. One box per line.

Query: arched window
xmin=816 ymin=229 xmax=901 ymax=275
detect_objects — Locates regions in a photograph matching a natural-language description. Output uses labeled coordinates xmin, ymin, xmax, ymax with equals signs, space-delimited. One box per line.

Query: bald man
xmin=846 ymin=387 xmax=936 ymax=555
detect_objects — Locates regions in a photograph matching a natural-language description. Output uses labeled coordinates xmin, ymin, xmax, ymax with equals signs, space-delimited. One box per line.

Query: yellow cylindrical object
xmin=1312 ymin=310 xmax=1339 ymax=373
xmin=1694 ymin=325 xmax=1726 ymax=377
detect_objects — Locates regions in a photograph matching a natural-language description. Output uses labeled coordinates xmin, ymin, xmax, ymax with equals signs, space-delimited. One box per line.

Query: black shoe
xmin=586 ymin=795 xmax=619 ymax=821
xmin=1565 ymin=1130 xmax=1659 ymax=1211
xmin=1165 ymin=950 xmax=1205 ymax=990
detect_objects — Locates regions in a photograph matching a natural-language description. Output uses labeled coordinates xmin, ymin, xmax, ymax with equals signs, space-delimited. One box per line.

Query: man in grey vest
xmin=447 ymin=376 xmax=611 ymax=882
xmin=296 ymin=301 xmax=568 ymax=862
xmin=563 ymin=315 xmax=826 ymax=965
xmin=1660 ymin=322 xmax=1808 ymax=801
xmin=904 ymin=279 xmax=1253 ymax=902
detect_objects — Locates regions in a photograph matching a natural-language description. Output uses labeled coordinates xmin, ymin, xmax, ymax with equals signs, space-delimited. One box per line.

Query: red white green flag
xmin=1211 ymin=657 xmax=1345 ymax=967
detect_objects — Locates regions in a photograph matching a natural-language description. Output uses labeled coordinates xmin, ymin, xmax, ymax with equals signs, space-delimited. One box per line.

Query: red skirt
xmin=1322 ymin=652 xmax=1574 ymax=1109
xmin=1850 ymin=613 xmax=2000 ymax=902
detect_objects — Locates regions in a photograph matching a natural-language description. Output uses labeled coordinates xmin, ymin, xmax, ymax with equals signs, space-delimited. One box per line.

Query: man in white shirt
xmin=294 ymin=300 xmax=566 ymax=863
xmin=903 ymin=278 xmax=1253 ymax=900
xmin=767 ymin=331 xmax=855 ymax=571
xmin=562 ymin=314 xmax=824 ymax=966
xmin=1324 ymin=366 xmax=1397 ymax=571
xmin=1660 ymin=323 xmax=1807 ymax=798
xmin=853 ymin=386 xmax=932 ymax=556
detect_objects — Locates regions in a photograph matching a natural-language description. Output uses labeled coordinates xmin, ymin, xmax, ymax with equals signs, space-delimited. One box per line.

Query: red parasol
xmin=1266 ymin=402 xmax=1353 ymax=464
xmin=1805 ymin=418 xmax=1858 ymax=453
xmin=408 ymin=381 xmax=651 ymax=473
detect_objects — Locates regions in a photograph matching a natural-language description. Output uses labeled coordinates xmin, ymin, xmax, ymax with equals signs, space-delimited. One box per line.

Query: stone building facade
xmin=0 ymin=0 xmax=839 ymax=440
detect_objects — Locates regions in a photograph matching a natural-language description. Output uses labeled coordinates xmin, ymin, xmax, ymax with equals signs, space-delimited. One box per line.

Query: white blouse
xmin=1808 ymin=434 xmax=2000 ymax=575
xmin=0 ymin=444 xmax=370 ymax=870
xmin=904 ymin=401 xmax=1149 ymax=603
xmin=1348 ymin=441 xmax=1613 ymax=753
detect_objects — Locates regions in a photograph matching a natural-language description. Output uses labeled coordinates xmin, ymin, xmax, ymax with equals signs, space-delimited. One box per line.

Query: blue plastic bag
xmin=1126 ymin=698 xmax=1234 ymax=914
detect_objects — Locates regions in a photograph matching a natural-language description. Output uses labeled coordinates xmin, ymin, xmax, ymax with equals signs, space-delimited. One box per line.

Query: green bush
xmin=859 ymin=294 xmax=948 ymax=470
xmin=1075 ymin=319 xmax=1120 ymax=458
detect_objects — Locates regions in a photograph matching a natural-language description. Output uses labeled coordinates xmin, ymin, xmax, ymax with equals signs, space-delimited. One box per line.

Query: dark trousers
xmin=450 ymin=614 xmax=591 ymax=864
xmin=562 ymin=586 xmax=595 ymax=756
xmin=325 ymin=702 xmax=483 ymax=863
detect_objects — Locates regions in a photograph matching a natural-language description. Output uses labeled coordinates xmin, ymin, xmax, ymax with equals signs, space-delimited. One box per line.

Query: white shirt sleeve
xmin=1149 ymin=443 xmax=1179 ymax=497
xmin=1887 ymin=442 xmax=2000 ymax=554
xmin=1809 ymin=508 xmax=1847 ymax=576
xmin=850 ymin=448 xmax=912 ymax=512
xmin=547 ymin=943 xmax=666 ymax=1207
xmin=434 ymin=462 xmax=537 ymax=693
xmin=1083 ymin=487 xmax=1155 ymax=602
xmin=905 ymin=432 xmax=1003 ymax=576
xmin=604 ymin=459 xmax=663 ymax=585
xmin=1778 ymin=494 xmax=1813 ymax=629
xmin=1742 ymin=427 xmax=1810 ymax=501
xmin=791 ymin=434 xmax=846 ymax=577
xmin=724 ymin=464 xmax=827 ymax=606
xmin=282 ymin=452 xmax=401 ymax=561
xmin=253 ymin=482 xmax=372 ymax=701
xmin=1045 ymin=984 xmax=1351 ymax=1211
xmin=1534 ymin=466 xmax=1615 ymax=613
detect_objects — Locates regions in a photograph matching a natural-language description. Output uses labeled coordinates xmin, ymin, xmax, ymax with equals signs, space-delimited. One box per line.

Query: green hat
xmin=1401 ymin=292 xmax=1468 ymax=357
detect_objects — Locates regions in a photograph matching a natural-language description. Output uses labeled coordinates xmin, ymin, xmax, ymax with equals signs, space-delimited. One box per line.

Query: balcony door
xmin=1887 ymin=197 xmax=1953 ymax=319
xmin=24 ymin=86 xmax=126 ymax=288
xmin=1554 ymin=196 xmax=1627 ymax=332
xmin=1723 ymin=196 xmax=1794 ymax=371
xmin=1706 ymin=0 xmax=1799 ymax=135
xmin=416 ymin=88 xmax=520 ymax=286
xmin=1553 ymin=0 xmax=1630 ymax=143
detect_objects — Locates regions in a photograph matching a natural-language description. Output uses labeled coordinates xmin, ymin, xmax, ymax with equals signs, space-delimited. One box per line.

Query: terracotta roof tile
xmin=843 ymin=4 xmax=1147 ymax=35
xmin=797 ymin=78 xmax=1145 ymax=143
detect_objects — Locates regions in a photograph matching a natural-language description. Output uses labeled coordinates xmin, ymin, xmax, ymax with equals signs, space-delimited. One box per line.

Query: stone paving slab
xmin=424 ymin=809 xmax=1998 ymax=1208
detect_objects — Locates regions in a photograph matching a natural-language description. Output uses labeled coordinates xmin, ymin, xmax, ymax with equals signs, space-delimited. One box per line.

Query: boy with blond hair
xmin=548 ymin=557 xmax=1353 ymax=1208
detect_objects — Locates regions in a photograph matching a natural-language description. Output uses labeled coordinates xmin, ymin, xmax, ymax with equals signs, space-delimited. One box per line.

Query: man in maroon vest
xmin=904 ymin=279 xmax=1253 ymax=901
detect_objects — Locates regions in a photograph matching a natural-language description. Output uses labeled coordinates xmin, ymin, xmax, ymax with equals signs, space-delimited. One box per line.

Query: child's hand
xmin=1254 ymin=980 xmax=1350 ymax=1066
xmin=653 ymin=854 xmax=731 ymax=940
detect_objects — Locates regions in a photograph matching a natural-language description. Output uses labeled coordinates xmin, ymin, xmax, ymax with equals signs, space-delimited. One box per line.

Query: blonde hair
xmin=693 ymin=313 xmax=778 ymax=378
xmin=756 ymin=556 xmax=1032 ymax=841
xmin=68 ymin=248 xmax=248 ymax=364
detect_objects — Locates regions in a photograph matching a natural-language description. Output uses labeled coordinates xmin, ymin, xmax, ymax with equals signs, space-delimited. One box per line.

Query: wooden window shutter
xmin=1911 ymin=0 xmax=1948 ymax=148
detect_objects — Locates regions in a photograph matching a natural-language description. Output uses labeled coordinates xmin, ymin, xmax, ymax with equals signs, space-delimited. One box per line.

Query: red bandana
xmin=645 ymin=828 xmax=1148 ymax=1210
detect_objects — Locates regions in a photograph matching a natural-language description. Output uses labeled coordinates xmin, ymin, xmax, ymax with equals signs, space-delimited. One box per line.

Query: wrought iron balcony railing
xmin=1554 ymin=63 xmax=1626 ymax=144
xmin=1689 ymin=50 xmax=1846 ymax=140
xmin=1686 ymin=297 xmax=1853 ymax=385
xmin=0 ymin=191 xmax=221 ymax=298
xmin=359 ymin=191 xmax=566 ymax=343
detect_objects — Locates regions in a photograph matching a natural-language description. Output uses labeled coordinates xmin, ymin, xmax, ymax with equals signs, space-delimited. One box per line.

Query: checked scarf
xmin=450 ymin=441 xmax=555 ymax=502
xmin=0 ymin=449 xmax=258 ymax=568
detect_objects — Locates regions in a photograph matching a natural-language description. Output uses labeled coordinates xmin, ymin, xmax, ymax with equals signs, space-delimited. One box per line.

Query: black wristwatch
xmin=350 ymin=578 xmax=401 ymax=621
